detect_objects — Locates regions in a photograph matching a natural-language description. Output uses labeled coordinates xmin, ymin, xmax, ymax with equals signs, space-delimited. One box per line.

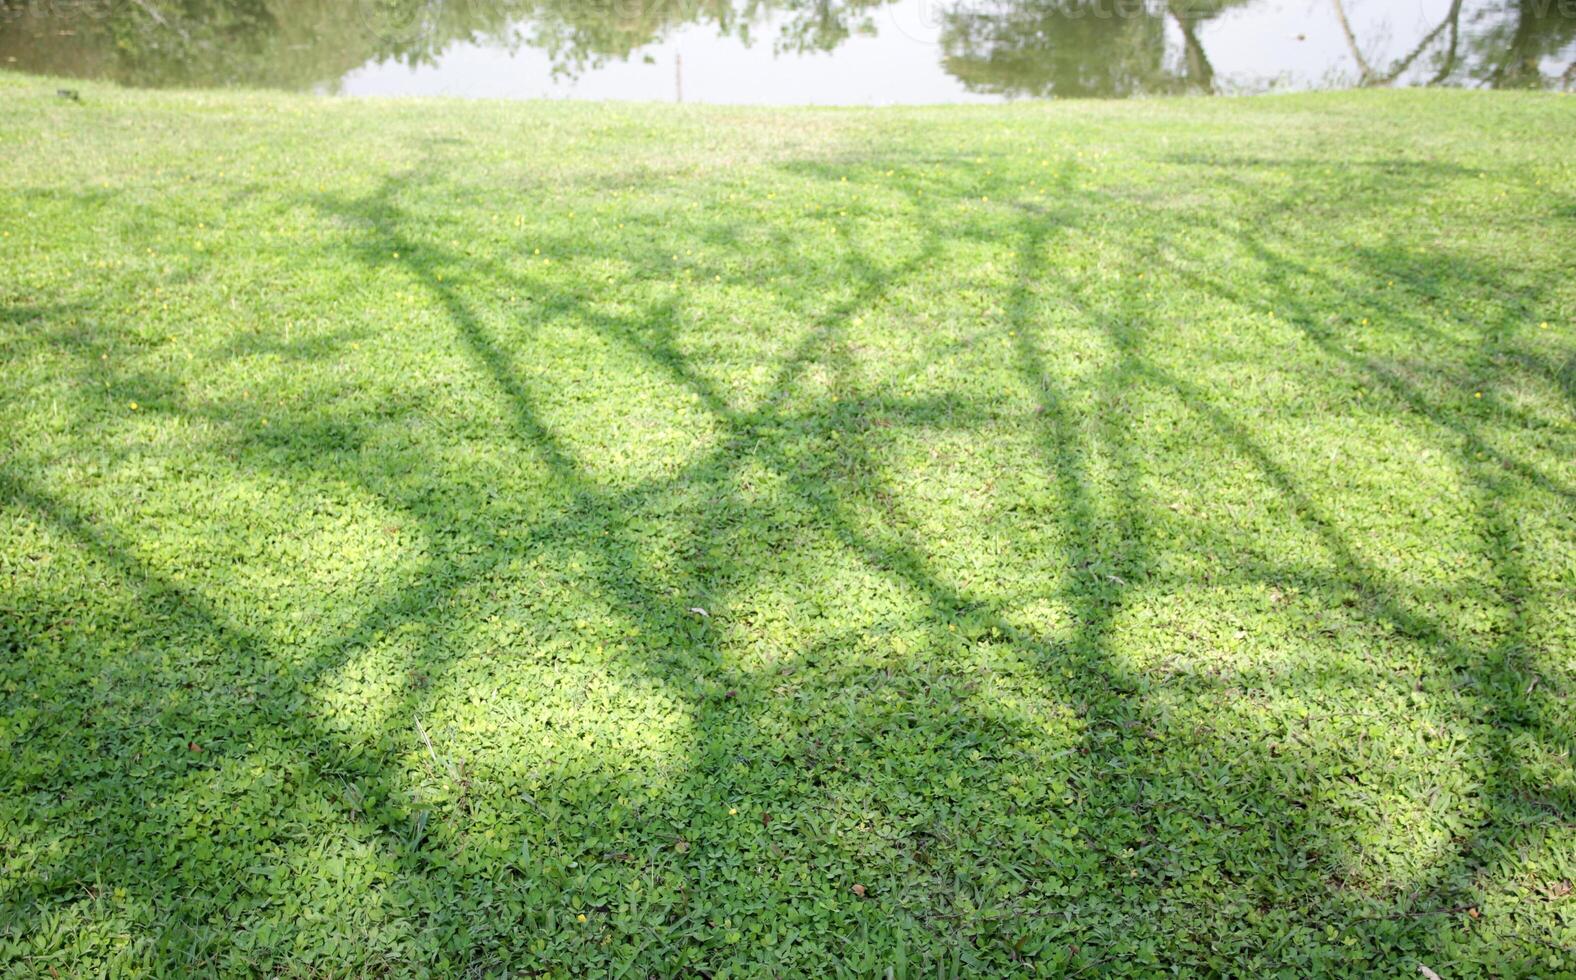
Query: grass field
xmin=1 ymin=75 xmax=1573 ymax=976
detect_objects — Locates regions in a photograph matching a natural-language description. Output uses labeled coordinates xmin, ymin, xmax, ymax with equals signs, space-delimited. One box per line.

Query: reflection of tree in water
xmin=525 ymin=0 xmax=726 ymax=74
xmin=1328 ymin=0 xmax=1576 ymax=89
xmin=942 ymin=0 xmax=1575 ymax=97
xmin=939 ymin=0 xmax=1247 ymax=97
xmin=762 ymin=0 xmax=891 ymax=53
xmin=0 ymin=0 xmax=532 ymax=89
xmin=0 ymin=0 xmax=1572 ymax=96
xmin=1459 ymin=0 xmax=1576 ymax=88
xmin=0 ymin=0 xmax=883 ymax=87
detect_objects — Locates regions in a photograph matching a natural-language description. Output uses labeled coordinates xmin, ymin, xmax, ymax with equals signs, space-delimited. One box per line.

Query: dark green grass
xmin=1 ymin=76 xmax=1573 ymax=975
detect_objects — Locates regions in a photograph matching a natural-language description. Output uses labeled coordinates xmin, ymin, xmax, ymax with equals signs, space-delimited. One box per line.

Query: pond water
xmin=3 ymin=0 xmax=1573 ymax=103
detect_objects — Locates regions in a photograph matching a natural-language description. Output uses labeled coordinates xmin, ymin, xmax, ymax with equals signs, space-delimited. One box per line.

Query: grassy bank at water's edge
xmin=2 ymin=75 xmax=1574 ymax=974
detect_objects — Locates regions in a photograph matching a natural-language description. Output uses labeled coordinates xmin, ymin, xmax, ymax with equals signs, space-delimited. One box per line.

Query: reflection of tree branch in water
xmin=1331 ymin=0 xmax=1474 ymax=89
xmin=1167 ymin=0 xmax=1215 ymax=92
xmin=129 ymin=0 xmax=187 ymax=39
xmin=1327 ymin=0 xmax=1373 ymax=83
xmin=1375 ymin=0 xmax=1462 ymax=85
xmin=1428 ymin=0 xmax=1465 ymax=85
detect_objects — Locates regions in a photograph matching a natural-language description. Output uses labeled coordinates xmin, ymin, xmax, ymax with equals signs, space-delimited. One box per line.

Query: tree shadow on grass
xmin=3 ymin=155 xmax=1092 ymax=972
xmin=1109 ymin=199 xmax=1573 ymax=964
xmin=2 ymin=142 xmax=1572 ymax=975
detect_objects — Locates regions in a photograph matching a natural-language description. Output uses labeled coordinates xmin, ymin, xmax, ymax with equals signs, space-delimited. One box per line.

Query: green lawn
xmin=1 ymin=75 xmax=1573 ymax=976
